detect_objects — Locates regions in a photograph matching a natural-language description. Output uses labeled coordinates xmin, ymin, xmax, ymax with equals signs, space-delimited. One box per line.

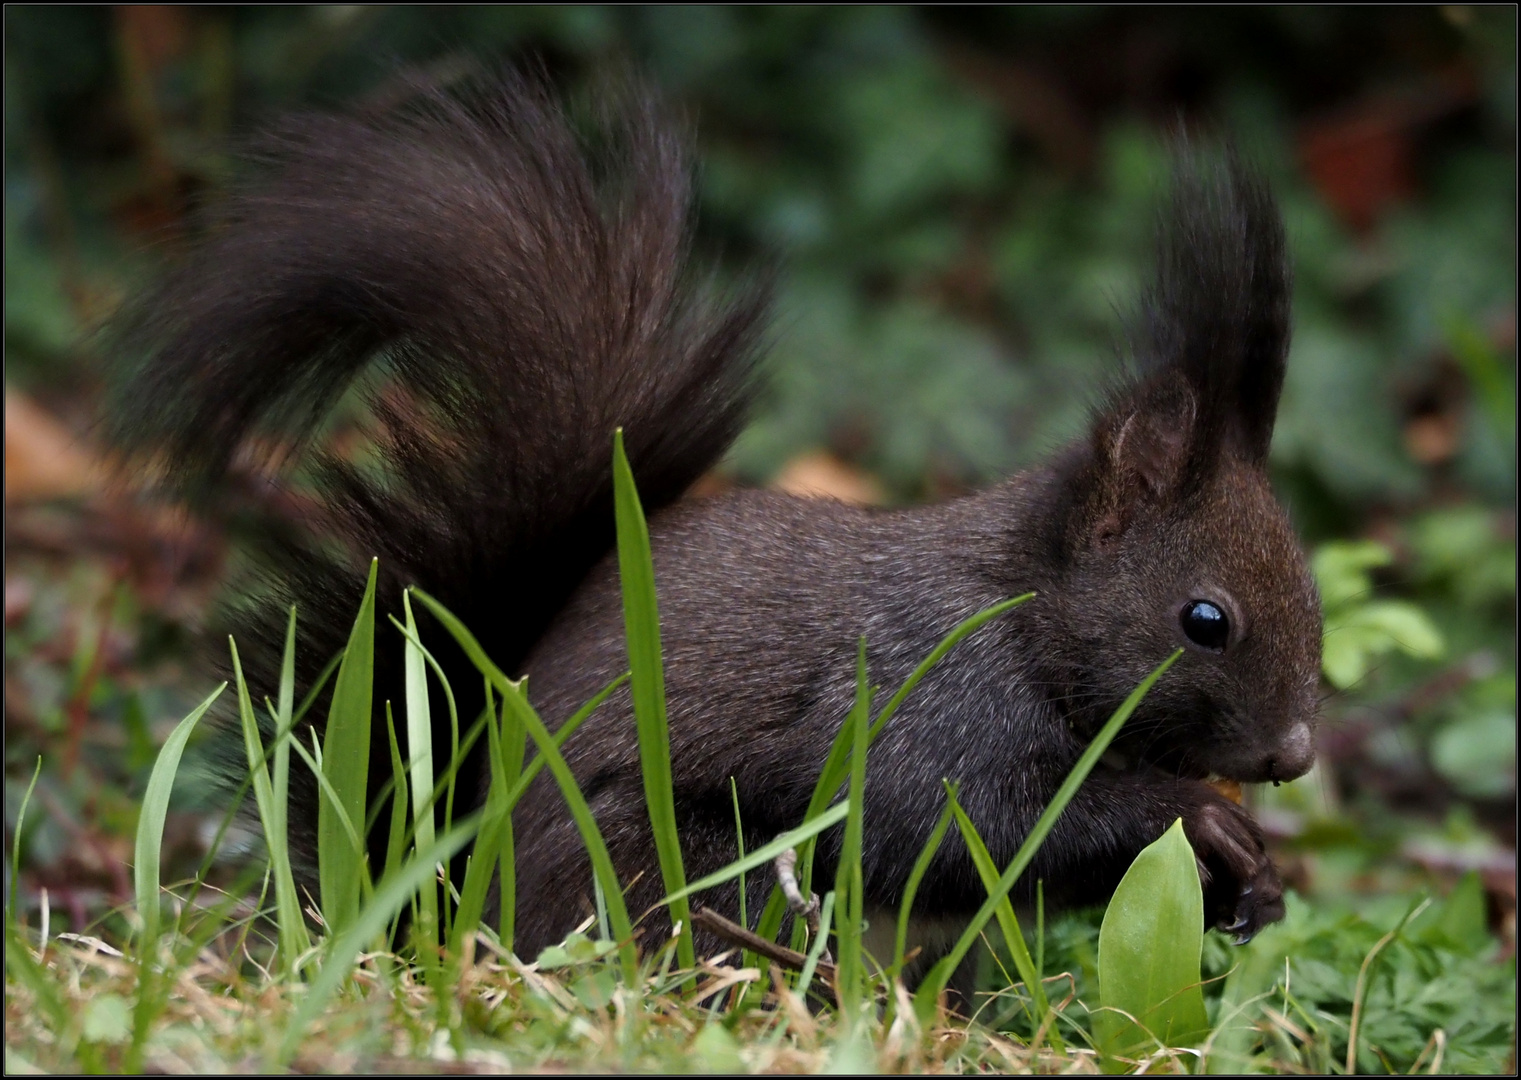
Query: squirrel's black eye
xmin=1180 ymin=600 xmax=1229 ymax=651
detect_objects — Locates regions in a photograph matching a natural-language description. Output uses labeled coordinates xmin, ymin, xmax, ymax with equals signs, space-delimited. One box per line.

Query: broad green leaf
xmin=1321 ymin=626 xmax=1375 ymax=690
xmin=1311 ymin=540 xmax=1391 ymax=610
xmin=81 ymin=993 xmax=131 ymax=1045
xmin=535 ymin=931 xmax=616 ymax=970
xmin=1096 ymin=818 xmax=1210 ymax=1069
xmin=690 ymin=1023 xmax=745 ymax=1073
xmin=1414 ymin=870 xmax=1491 ymax=956
xmin=1407 ymin=506 xmax=1516 ymax=607
xmin=1342 ymin=600 xmax=1444 ymax=656
xmin=1322 ymin=599 xmax=1445 ymax=689
xmin=1430 ymin=709 xmax=1516 ymax=798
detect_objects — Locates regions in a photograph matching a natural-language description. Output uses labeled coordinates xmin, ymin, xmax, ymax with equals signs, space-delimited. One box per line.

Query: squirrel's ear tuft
xmin=1072 ymin=148 xmax=1289 ymax=551
xmin=1136 ymin=147 xmax=1291 ymax=472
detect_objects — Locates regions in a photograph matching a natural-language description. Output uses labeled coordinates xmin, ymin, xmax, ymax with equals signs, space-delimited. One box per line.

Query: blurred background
xmin=4 ymin=6 xmax=1515 ymax=961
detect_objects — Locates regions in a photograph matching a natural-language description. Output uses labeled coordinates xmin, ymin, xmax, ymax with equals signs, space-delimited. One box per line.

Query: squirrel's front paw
xmin=1183 ymin=795 xmax=1284 ymax=943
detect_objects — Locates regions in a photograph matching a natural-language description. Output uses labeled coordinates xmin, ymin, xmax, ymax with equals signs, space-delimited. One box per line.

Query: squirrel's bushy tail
xmin=107 ymin=72 xmax=767 ymax=879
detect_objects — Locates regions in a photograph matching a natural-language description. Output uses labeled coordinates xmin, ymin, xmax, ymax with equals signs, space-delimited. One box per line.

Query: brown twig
xmin=691 ymin=906 xmax=836 ymax=986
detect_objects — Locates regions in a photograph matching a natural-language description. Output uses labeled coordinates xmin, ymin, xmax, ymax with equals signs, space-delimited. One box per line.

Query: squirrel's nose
xmin=1267 ymin=721 xmax=1315 ymax=782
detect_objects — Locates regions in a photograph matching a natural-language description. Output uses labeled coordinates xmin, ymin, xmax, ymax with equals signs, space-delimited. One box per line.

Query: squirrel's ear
xmin=1088 ymin=379 xmax=1197 ymax=547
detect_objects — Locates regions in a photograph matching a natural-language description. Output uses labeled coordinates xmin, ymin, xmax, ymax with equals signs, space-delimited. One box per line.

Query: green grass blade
xmin=5 ymin=911 xmax=71 ymax=1046
xmin=913 ymin=648 xmax=1182 ymax=1024
xmin=810 ymin=594 xmax=1033 ymax=829
xmin=399 ymin=592 xmax=439 ymax=949
xmin=290 ymin=733 xmax=367 ymax=870
xmin=214 ymin=635 xmax=339 ymax=949
xmin=291 ymin=736 xmax=377 ymax=925
xmin=763 ymin=595 xmax=1033 ymax=950
xmin=891 ymin=780 xmax=958 ymax=984
xmin=497 ymin=681 xmax=525 ymax=949
xmin=729 ymin=776 xmax=756 ymax=1007
xmin=868 ymin=593 xmax=1033 ymax=744
xmin=318 ymin=558 xmax=378 ymax=937
xmin=832 ymin=639 xmax=872 ymax=1022
xmin=230 ymin=639 xmax=311 ymax=969
xmin=729 ymin=777 xmax=747 ymax=930
xmin=393 ymin=598 xmax=626 ymax=952
xmin=612 ymin=428 xmax=695 ymax=974
xmin=394 ymin=669 xmax=624 ymax=875
xmin=656 ymin=801 xmax=850 ymax=906
xmin=400 ymin=710 xmax=487 ymax=847
xmin=407 ymin=587 xmax=625 ymax=770
xmin=796 ymin=889 xmax=837 ymax=1006
xmin=1444 ymin=310 xmax=1517 ymax=444
xmin=499 ymin=674 xmax=626 ymax=822
xmin=498 ymin=681 xmax=638 ymax=983
xmin=408 ymin=587 xmax=638 ymax=982
xmin=452 ymin=685 xmax=509 ymax=957
xmin=8 ymin=757 xmax=42 ymax=923
xmin=594 ymin=874 xmax=611 ymax=943
xmin=494 ymin=673 xmax=617 ymax=950
xmin=132 ymin=682 xmax=226 ymax=950
xmin=293 ymin=649 xmax=343 ymax=727
xmin=276 ymin=815 xmax=479 ymax=1067
xmin=272 ymin=608 xmax=297 ymax=878
xmin=945 ymin=779 xmax=1060 ymax=1049
xmin=381 ymin=702 xmax=409 ymax=891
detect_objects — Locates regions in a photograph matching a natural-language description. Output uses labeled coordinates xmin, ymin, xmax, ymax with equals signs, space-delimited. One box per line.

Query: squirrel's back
xmin=107 ymin=72 xmax=769 ymax=882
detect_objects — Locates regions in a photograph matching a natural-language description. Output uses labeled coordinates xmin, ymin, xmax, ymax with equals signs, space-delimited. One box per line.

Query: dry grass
xmin=4 ymin=919 xmax=1132 ymax=1075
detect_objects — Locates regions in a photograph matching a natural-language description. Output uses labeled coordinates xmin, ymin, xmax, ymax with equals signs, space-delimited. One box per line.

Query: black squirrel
xmin=107 ymin=73 xmax=1321 ymax=967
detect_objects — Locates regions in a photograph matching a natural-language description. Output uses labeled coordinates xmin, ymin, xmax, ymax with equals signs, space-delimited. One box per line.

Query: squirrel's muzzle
xmin=1238 ymin=719 xmax=1315 ymax=784
xmin=1265 ymin=720 xmax=1315 ymax=783
xmin=1205 ymin=718 xmax=1316 ymax=784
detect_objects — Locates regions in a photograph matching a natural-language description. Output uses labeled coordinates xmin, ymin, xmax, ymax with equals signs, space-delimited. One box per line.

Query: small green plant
xmin=1094 ymin=819 xmax=1209 ymax=1071
xmin=1314 ymin=540 xmax=1444 ymax=690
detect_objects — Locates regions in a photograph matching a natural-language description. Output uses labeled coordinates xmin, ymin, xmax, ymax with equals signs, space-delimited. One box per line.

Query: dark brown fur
xmin=106 ymin=74 xmax=1321 ymax=966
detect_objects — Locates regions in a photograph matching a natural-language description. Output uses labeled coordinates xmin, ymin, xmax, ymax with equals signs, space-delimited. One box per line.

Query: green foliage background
xmin=6 ymin=8 xmax=1515 ymax=504
xmin=4 ymin=3 xmax=1515 ymax=1036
